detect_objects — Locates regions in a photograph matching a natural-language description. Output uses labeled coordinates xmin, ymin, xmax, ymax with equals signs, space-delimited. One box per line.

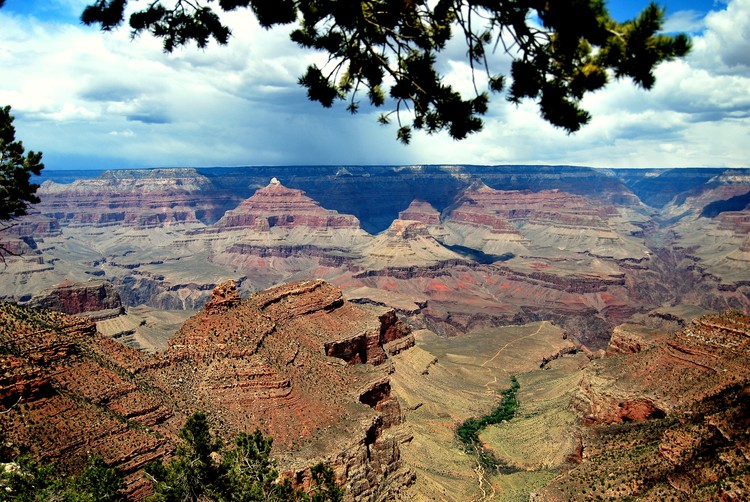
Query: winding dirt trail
xmin=480 ymin=322 xmax=545 ymax=368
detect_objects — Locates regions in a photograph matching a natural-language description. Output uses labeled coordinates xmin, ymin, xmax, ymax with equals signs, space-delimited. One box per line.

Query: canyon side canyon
xmin=1 ymin=165 xmax=749 ymax=500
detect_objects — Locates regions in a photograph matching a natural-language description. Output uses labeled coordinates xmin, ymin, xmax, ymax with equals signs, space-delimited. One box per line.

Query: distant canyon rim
xmin=3 ymin=164 xmax=749 ymax=349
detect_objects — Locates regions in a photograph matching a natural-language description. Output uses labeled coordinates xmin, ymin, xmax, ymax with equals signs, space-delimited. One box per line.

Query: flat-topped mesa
xmin=35 ymin=168 xmax=232 ymax=228
xmin=3 ymin=212 xmax=61 ymax=238
xmin=215 ymin=178 xmax=363 ymax=231
xmin=398 ymin=200 xmax=441 ymax=225
xmin=253 ymin=279 xmax=344 ymax=319
xmin=252 ymin=280 xmax=414 ymax=365
xmin=445 ymin=184 xmax=521 ymax=233
xmin=169 ymin=279 xmax=412 ymax=366
xmin=28 ymin=279 xmax=124 ymax=320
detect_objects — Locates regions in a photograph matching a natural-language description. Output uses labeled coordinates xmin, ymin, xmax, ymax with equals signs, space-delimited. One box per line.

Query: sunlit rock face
xmin=27 ymin=279 xmax=124 ymax=320
xmin=0 ymin=280 xmax=415 ymax=500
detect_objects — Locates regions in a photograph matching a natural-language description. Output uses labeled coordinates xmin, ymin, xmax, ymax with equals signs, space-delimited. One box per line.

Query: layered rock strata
xmin=27 ymin=279 xmax=124 ymax=320
xmin=576 ymin=312 xmax=750 ymax=425
xmin=215 ymin=177 xmax=363 ymax=232
xmin=2 ymin=166 xmax=749 ymax=348
xmin=1 ymin=280 xmax=415 ymax=500
xmin=0 ymin=302 xmax=176 ymax=498
xmin=536 ymin=312 xmax=750 ymax=500
xmin=35 ymin=168 xmax=235 ymax=228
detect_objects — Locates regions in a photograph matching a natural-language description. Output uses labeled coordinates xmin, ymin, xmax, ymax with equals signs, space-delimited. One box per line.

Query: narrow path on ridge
xmin=480 ymin=322 xmax=545 ymax=368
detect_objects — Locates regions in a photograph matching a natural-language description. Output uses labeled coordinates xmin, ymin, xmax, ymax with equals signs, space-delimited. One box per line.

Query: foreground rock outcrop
xmin=0 ymin=280 xmax=415 ymax=500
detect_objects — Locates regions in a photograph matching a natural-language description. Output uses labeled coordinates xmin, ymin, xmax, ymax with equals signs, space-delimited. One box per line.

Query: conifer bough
xmin=0 ymin=105 xmax=44 ymax=221
xmin=82 ymin=0 xmax=690 ymax=143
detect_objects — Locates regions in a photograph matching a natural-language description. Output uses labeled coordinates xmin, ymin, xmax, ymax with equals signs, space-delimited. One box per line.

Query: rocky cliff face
xmin=576 ymin=312 xmax=750 ymax=425
xmin=535 ymin=312 xmax=750 ymax=500
xmin=35 ymin=168 xmax=236 ymax=228
xmin=441 ymin=183 xmax=647 ymax=260
xmin=1 ymin=280 xmax=415 ymax=500
xmin=27 ymin=279 xmax=124 ymax=320
xmin=0 ymin=302 xmax=176 ymax=499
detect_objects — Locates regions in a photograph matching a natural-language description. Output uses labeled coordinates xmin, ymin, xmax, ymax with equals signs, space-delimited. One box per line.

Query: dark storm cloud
xmin=126 ymin=113 xmax=172 ymax=124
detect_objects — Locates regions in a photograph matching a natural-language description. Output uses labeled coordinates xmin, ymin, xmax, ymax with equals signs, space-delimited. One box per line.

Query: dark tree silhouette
xmin=0 ymin=106 xmax=44 ymax=221
xmin=0 ymin=105 xmax=44 ymax=262
xmin=81 ymin=0 xmax=689 ymax=142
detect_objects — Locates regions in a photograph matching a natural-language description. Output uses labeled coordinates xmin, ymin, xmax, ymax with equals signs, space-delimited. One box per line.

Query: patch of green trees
xmin=0 ymin=451 xmax=124 ymax=502
xmin=0 ymin=106 xmax=43 ymax=222
xmin=457 ymin=375 xmax=520 ymax=447
xmin=0 ymin=104 xmax=44 ymax=260
xmin=145 ymin=412 xmax=342 ymax=502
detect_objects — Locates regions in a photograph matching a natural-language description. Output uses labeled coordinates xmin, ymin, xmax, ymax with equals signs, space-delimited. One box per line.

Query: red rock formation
xmin=445 ymin=184 xmax=522 ymax=233
xmin=28 ymin=279 xmax=124 ymax=319
xmin=156 ymin=280 xmax=415 ymax=498
xmin=445 ymin=183 xmax=616 ymax=230
xmin=576 ymin=311 xmax=750 ymax=426
xmin=0 ymin=303 xmax=175 ymax=497
xmin=215 ymin=178 xmax=362 ymax=231
xmin=203 ymin=279 xmax=240 ymax=313
xmin=2 ymin=212 xmax=61 ymax=237
xmin=398 ymin=200 xmax=441 ymax=224
xmin=539 ymin=313 xmax=750 ymax=500
xmin=605 ymin=324 xmax=666 ymax=356
xmin=0 ymin=280 xmax=416 ymax=500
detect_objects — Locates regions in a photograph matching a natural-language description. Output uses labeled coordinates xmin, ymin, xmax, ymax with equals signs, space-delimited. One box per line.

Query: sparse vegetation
xmin=541 ymin=380 xmax=750 ymax=500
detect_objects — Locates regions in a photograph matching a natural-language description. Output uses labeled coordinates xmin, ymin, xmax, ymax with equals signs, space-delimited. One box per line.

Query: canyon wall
xmin=2 ymin=165 xmax=749 ymax=347
xmin=0 ymin=280 xmax=415 ymax=500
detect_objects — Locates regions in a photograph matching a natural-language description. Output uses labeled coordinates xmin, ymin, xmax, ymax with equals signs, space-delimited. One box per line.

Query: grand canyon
xmin=1 ymin=165 xmax=749 ymax=500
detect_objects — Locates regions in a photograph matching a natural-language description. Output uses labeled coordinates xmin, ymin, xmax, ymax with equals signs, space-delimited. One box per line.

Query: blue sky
xmin=1 ymin=0 xmax=748 ymax=170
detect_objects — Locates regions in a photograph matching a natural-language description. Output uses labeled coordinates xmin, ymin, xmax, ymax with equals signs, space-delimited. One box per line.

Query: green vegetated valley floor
xmin=390 ymin=321 xmax=588 ymax=501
